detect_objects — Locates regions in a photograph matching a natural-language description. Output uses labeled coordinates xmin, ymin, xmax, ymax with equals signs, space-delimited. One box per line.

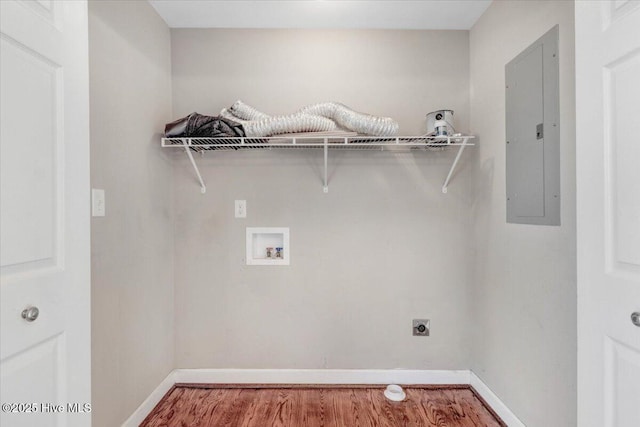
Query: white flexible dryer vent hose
xmin=222 ymin=100 xmax=399 ymax=137
xmin=221 ymin=108 xmax=336 ymax=137
xmin=243 ymin=114 xmax=336 ymax=137
xmin=298 ymin=102 xmax=399 ymax=137
xmin=220 ymin=108 xmax=247 ymax=123
xmin=228 ymin=100 xmax=271 ymax=121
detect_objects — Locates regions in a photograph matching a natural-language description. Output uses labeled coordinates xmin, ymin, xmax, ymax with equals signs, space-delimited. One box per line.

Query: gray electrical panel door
xmin=506 ymin=25 xmax=560 ymax=225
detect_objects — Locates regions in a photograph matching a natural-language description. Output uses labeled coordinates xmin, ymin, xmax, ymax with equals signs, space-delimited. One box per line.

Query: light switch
xmin=92 ymin=189 xmax=105 ymax=217
xmin=235 ymin=200 xmax=246 ymax=218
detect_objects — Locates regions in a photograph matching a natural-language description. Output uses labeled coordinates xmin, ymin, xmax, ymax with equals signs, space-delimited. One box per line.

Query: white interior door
xmin=576 ymin=1 xmax=640 ymax=426
xmin=0 ymin=1 xmax=91 ymax=426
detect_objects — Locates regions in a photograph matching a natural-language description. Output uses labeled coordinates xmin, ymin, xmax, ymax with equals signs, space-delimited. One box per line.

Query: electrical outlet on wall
xmin=413 ymin=319 xmax=430 ymax=336
xmin=235 ymin=200 xmax=246 ymax=218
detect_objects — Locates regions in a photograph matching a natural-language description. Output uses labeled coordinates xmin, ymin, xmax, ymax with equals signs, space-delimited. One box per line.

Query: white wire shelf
xmin=161 ymin=135 xmax=473 ymax=151
xmin=161 ymin=134 xmax=475 ymax=194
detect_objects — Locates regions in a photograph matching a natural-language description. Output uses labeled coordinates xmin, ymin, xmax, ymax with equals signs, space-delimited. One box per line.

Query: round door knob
xmin=21 ymin=306 xmax=39 ymax=322
xmin=632 ymin=312 xmax=640 ymax=327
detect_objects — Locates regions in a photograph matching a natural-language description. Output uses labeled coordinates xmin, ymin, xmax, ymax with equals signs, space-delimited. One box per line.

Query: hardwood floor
xmin=140 ymin=385 xmax=505 ymax=426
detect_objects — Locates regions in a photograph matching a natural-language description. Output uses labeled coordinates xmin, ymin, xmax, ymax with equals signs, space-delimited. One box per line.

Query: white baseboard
xmin=122 ymin=369 xmax=523 ymax=427
xmin=173 ymin=368 xmax=470 ymax=385
xmin=470 ymin=371 xmax=526 ymax=427
xmin=121 ymin=371 xmax=176 ymax=427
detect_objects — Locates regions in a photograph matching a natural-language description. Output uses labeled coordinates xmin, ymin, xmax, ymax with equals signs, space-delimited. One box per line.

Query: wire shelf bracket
xmin=182 ymin=139 xmax=207 ymax=193
xmin=162 ymin=135 xmax=475 ymax=194
xmin=323 ymin=139 xmax=329 ymax=193
xmin=441 ymin=142 xmax=468 ymax=194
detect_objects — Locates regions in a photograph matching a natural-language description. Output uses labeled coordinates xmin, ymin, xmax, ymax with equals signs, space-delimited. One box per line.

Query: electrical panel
xmin=506 ymin=25 xmax=560 ymax=225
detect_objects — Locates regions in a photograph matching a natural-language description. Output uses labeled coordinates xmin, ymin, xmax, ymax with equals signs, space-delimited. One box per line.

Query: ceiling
xmin=148 ymin=0 xmax=492 ymax=30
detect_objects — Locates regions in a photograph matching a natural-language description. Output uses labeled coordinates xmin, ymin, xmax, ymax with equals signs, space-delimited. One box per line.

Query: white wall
xmin=171 ymin=29 xmax=470 ymax=135
xmin=469 ymin=1 xmax=576 ymax=426
xmin=88 ymin=1 xmax=174 ymax=425
xmin=170 ymin=29 xmax=475 ymax=369
xmin=86 ymin=5 xmax=578 ymax=423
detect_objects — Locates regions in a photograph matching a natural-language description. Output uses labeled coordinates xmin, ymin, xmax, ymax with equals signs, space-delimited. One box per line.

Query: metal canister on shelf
xmin=266 ymin=247 xmax=274 ymax=258
xmin=426 ymin=110 xmax=455 ymax=135
xmin=434 ymin=120 xmax=449 ymax=137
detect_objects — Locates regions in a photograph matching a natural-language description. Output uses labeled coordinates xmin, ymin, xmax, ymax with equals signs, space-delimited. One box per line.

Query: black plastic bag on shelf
xmin=164 ymin=112 xmax=245 ymax=138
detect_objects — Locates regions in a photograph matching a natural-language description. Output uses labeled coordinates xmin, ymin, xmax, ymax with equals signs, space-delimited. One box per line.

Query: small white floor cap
xmin=384 ymin=384 xmax=406 ymax=402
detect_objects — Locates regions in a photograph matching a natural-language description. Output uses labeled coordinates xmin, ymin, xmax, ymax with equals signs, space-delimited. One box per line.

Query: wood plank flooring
xmin=140 ymin=385 xmax=505 ymax=427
